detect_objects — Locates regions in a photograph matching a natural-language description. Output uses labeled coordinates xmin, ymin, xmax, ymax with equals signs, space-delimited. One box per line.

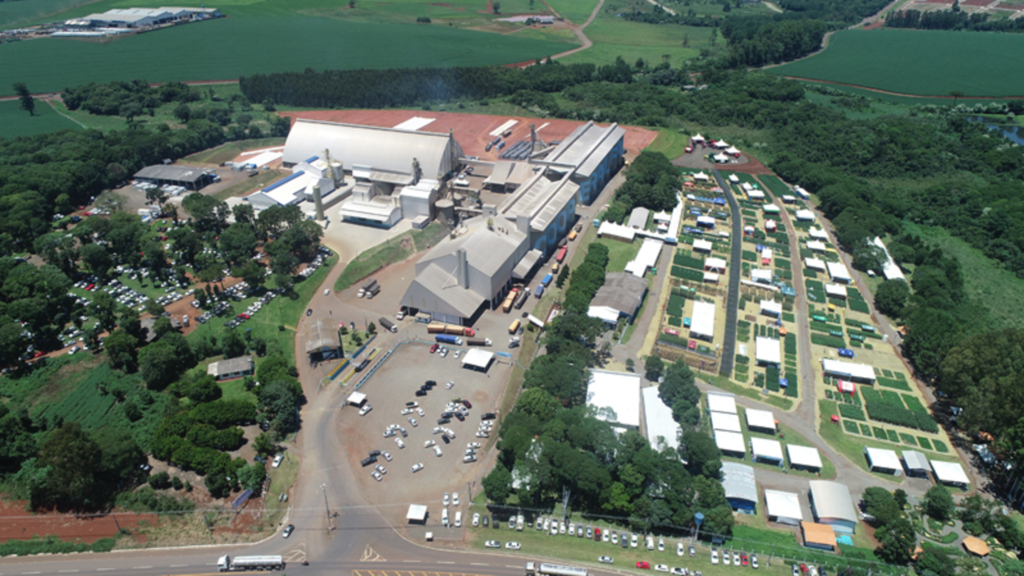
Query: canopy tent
xmin=760 ymin=299 xmax=782 ymax=317
xmin=713 ymin=153 xmax=730 ymax=163
xmin=763 ymin=204 xmax=780 ymax=214
xmin=765 ymin=219 xmax=776 ymax=232
xmin=761 ymin=248 xmax=773 ymax=264
xmin=751 ymin=437 xmax=784 ymax=463
xmin=755 ymin=336 xmax=781 ymax=366
xmin=825 ymin=284 xmax=847 ymax=298
xmin=693 ymin=239 xmax=713 ymax=252
xmin=782 ymin=195 xmax=795 ymax=203
xmin=714 ymin=430 xmax=745 ymax=455
xmin=729 ymin=174 xmax=740 ymax=183
xmin=696 ymin=215 xmax=716 ymax=227
xmin=705 ymin=257 xmax=727 ymax=272
xmin=787 ymin=445 xmax=823 ymax=470
xmin=745 ymin=408 xmax=776 ymax=433
xmin=462 ymin=349 xmax=495 ymax=371
xmin=822 ymin=359 xmax=876 ymax=384
xmin=963 ymin=536 xmax=991 ymax=557
xmin=865 ymin=447 xmax=901 ymax=474
xmin=703 ymin=272 xmax=720 ymax=283
xmin=693 ymin=171 xmax=709 ymax=181
xmin=806 ymin=240 xmax=827 ymax=252
xmin=407 ymin=504 xmax=428 ymax=522
xmin=708 ymin=392 xmax=737 ymax=414
xmin=827 ymin=261 xmax=852 ymax=283
xmin=903 ymin=450 xmax=930 ymax=476
xmin=690 ymin=301 xmax=716 ymax=340
xmin=751 ymin=268 xmax=773 ymax=284
xmin=346 ymin=392 xmax=367 ymax=406
xmin=714 ymin=140 xmax=730 ymax=149
xmin=795 ymin=209 xmax=816 ymax=222
xmin=725 ymin=146 xmax=741 ymax=156
xmin=692 ymin=134 xmax=705 ymax=143
xmin=931 ymin=460 xmax=971 ymax=486
xmin=711 ymin=411 xmax=742 ymax=433
xmin=765 ymin=490 xmax=804 ymax=525
xmin=805 ymin=257 xmax=826 ymax=271
xmin=809 ymin=228 xmax=829 ymax=240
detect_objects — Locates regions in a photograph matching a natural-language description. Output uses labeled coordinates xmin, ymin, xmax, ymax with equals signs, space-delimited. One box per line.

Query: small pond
xmin=968 ymin=116 xmax=1024 ymax=145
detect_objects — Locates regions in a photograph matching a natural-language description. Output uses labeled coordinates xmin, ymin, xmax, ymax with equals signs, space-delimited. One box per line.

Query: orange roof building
xmin=963 ymin=536 xmax=991 ymax=557
xmin=801 ymin=521 xmax=837 ymax=552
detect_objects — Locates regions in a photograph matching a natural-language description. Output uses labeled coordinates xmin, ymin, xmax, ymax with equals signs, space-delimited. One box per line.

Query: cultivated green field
xmin=0 ymin=0 xmax=94 ymax=28
xmin=0 ymin=16 xmax=568 ymax=97
xmin=558 ymin=14 xmax=707 ymax=66
xmin=545 ymin=0 xmax=598 ymax=23
xmin=0 ymin=99 xmax=82 ymax=138
xmin=771 ymin=29 xmax=1024 ymax=97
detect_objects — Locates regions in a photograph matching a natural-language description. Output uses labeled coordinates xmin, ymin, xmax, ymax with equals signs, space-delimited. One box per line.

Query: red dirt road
xmin=0 ymin=501 xmax=158 ymax=544
xmin=279 ymin=109 xmax=658 ymax=161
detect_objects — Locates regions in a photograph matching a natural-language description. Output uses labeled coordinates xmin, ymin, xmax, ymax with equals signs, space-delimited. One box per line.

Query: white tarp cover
xmin=588 ymin=370 xmax=642 ymax=429
xmin=347 ymin=392 xmax=367 ymax=405
xmin=788 ymin=445 xmax=823 ymax=469
xmin=795 ymin=209 xmax=815 ymax=221
xmin=745 ymin=408 xmax=776 ymax=431
xmin=693 ymin=239 xmax=713 ymax=252
xmin=872 ymin=237 xmax=907 ymax=282
xmin=690 ymin=301 xmax=716 ymax=339
xmin=407 ymin=504 xmax=428 ymax=521
xmin=760 ymin=299 xmax=782 ymax=316
xmin=705 ymin=257 xmax=727 ymax=271
xmin=748 ymin=189 xmax=765 ymax=200
xmin=711 ymin=411 xmax=742 ymax=433
xmin=827 ymin=261 xmax=852 ymax=283
xmin=931 ymin=460 xmax=971 ymax=485
xmin=707 ymin=392 xmax=737 ymax=414
xmin=821 ymin=358 xmax=876 ymax=382
xmin=751 ymin=437 xmax=784 ymax=462
xmin=693 ymin=171 xmax=709 ymax=181
xmin=765 ymin=490 xmax=804 ymax=524
xmin=755 ymin=336 xmax=781 ymax=365
xmin=715 ymin=430 xmax=745 ymax=454
xmin=703 ymin=272 xmax=720 ymax=283
xmin=805 ymin=257 xmax=826 ymax=271
xmin=865 ymin=447 xmax=901 ymax=472
xmin=462 ymin=349 xmax=494 ymax=370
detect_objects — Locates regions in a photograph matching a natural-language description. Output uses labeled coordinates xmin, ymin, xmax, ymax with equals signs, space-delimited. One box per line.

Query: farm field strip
xmin=771 ymin=29 xmax=1024 ymax=97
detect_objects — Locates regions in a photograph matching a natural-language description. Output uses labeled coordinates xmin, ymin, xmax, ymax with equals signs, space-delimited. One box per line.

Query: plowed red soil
xmin=280 ymin=110 xmax=657 ymax=161
xmin=0 ymin=500 xmax=158 ymax=543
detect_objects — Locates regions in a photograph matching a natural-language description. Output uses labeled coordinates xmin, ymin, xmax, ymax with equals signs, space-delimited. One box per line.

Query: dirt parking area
xmin=337 ymin=340 xmax=511 ymax=529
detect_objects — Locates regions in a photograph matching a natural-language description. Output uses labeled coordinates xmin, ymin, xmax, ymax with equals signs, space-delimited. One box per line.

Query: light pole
xmin=322 ymin=483 xmax=334 ymax=531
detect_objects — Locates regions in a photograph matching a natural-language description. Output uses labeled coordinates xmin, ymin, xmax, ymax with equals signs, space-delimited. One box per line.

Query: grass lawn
xmin=557 ymin=14 xmax=706 ymax=67
xmin=183 ymin=137 xmax=286 ymax=165
xmin=545 ymin=0 xmax=600 ymax=23
xmin=265 ymin=450 xmax=300 ymax=527
xmin=212 ymin=170 xmax=285 ymax=201
xmin=646 ymin=128 xmax=691 ymax=160
xmin=905 ymin=222 xmax=1024 ymax=329
xmin=0 ymin=99 xmax=82 ymax=139
xmin=594 ymin=236 xmax=643 ymax=273
xmin=217 ymin=376 xmax=258 ymax=403
xmin=334 ymin=223 xmax=448 ymax=291
xmin=734 ymin=406 xmax=837 ymax=479
xmin=771 ymin=29 xmax=1024 ymax=97
xmin=0 ymin=0 xmax=93 ymax=28
xmin=1 ymin=16 xmax=569 ymax=97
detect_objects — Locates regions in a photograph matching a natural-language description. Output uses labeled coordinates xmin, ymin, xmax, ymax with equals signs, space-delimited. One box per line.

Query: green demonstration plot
xmin=0 ymin=16 xmax=568 ymax=97
xmin=0 ymin=100 xmax=82 ymax=138
xmin=771 ymin=29 xmax=1024 ymax=97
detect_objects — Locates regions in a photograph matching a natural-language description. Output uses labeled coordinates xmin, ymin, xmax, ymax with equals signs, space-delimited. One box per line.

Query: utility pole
xmin=322 ymin=483 xmax=334 ymax=531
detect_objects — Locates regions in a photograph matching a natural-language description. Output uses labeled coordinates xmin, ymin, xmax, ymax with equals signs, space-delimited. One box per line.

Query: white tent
xmin=759 ymin=299 xmax=782 ymax=317
xmin=795 ymin=209 xmax=815 ymax=222
xmin=705 ymin=257 xmax=727 ymax=272
xmin=755 ymin=336 xmax=781 ymax=366
xmin=347 ymin=392 xmax=367 ymax=406
xmin=751 ymin=268 xmax=773 ymax=284
xmin=804 ymin=257 xmax=826 ymax=271
xmin=825 ymin=284 xmax=847 ymax=298
xmin=693 ymin=239 xmax=713 ymax=252
xmin=765 ymin=490 xmax=804 ymax=525
xmin=462 ymin=349 xmax=495 ymax=371
xmin=748 ymin=189 xmax=765 ymax=200
xmin=707 ymin=392 xmax=737 ymax=414
xmin=693 ymin=171 xmax=709 ymax=181
xmin=745 ymin=408 xmax=776 ymax=432
xmin=711 ymin=411 xmax=742 ymax=433
xmin=643 ymin=387 xmax=680 ymax=450
xmin=751 ymin=437 xmax=784 ymax=463
xmin=714 ymin=140 xmax=730 ymax=149
xmin=806 ymin=240 xmax=827 ymax=252
xmin=725 ymin=146 xmax=741 ymax=156
xmin=703 ymin=272 xmax=720 ymax=283
xmin=787 ymin=445 xmax=823 ymax=470
xmin=931 ymin=460 xmax=971 ymax=486
xmin=809 ymin=228 xmax=829 ymax=240
xmin=782 ymin=195 xmax=795 ymax=204
xmin=715 ymin=430 xmax=746 ymax=455
xmin=406 ymin=504 xmax=428 ymax=522
xmin=692 ymin=134 xmax=705 ymax=143
xmin=714 ymin=153 xmax=730 ymax=163
xmin=903 ymin=450 xmax=930 ymax=476
xmin=697 ymin=215 xmax=716 ymax=227
xmin=690 ymin=301 xmax=716 ymax=340
xmin=865 ymin=447 xmax=902 ymax=474
xmin=821 ymin=359 xmax=876 ymax=384
xmin=729 ymin=174 xmax=740 ymax=183
xmin=762 ymin=248 xmax=773 ymax=263
xmin=763 ymin=204 xmax=780 ymax=214
xmin=827 ymin=262 xmax=852 ymax=283
xmin=598 ymin=221 xmax=636 ymax=242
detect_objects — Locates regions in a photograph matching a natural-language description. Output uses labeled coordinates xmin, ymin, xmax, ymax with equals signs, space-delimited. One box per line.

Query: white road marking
xmin=403 ymin=560 xmax=417 ymax=563
xmin=169 ymin=565 xmax=188 ymax=568
xmin=507 ymin=566 xmax=521 ymax=569
xmin=59 ymin=571 xmax=80 ymax=573
xmin=436 ymin=561 xmax=455 ymax=564
xmin=471 ymin=563 xmax=489 ymax=566
xmin=96 ymin=569 xmax=115 ymax=572
xmin=22 ymin=572 xmax=41 ymax=575
xmin=133 ymin=567 xmax=153 ymax=570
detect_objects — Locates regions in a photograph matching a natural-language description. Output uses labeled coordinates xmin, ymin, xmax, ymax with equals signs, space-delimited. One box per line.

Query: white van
xmin=455 ymin=511 xmax=463 ymax=527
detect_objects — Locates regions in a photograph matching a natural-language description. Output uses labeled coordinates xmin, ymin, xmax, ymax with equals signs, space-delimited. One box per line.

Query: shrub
xmin=148 ymin=471 xmax=171 ymax=490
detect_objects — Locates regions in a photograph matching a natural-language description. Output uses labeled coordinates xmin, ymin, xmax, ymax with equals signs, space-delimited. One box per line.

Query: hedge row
xmin=838 ymin=403 xmax=866 ymax=421
xmin=876 ymin=376 xmax=911 ymax=390
xmin=811 ymin=333 xmax=846 ymax=348
xmin=849 ymin=300 xmax=870 ymax=314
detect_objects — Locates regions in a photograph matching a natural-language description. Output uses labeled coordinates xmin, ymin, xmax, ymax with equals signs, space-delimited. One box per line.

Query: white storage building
xmin=690 ymin=300 xmax=716 ymax=341
xmin=787 ymin=445 xmax=823 ymax=471
xmin=751 ymin=437 xmax=784 ymax=465
xmin=642 ymin=386 xmax=680 ymax=450
xmin=598 ymin=221 xmax=636 ymax=243
xmin=751 ymin=268 xmax=773 ymax=284
xmin=931 ymin=460 xmax=971 ymax=487
xmin=827 ymin=262 xmax=852 ymax=284
xmin=903 ymin=450 xmax=931 ymax=477
xmin=625 ymin=238 xmax=662 ymax=278
xmin=865 ymin=447 xmax=902 ymax=475
xmin=824 ymin=284 xmax=848 ymax=299
xmin=586 ymin=369 xmax=641 ymax=432
xmin=808 ymin=481 xmax=858 ymax=534
xmin=809 ymin=228 xmax=829 ymax=240
xmin=806 ymin=240 xmax=827 ymax=253
xmin=722 ymin=462 xmax=758 ymax=514
xmin=711 ymin=411 xmax=742 ymax=433
xmin=795 ymin=209 xmax=815 ymax=222
xmin=765 ymin=490 xmax=804 ymax=525
xmin=715 ymin=430 xmax=746 ymax=457
xmin=707 ymin=392 xmax=737 ymax=414
xmin=821 ymin=358 xmax=876 ymax=384
xmin=759 ymin=299 xmax=782 ymax=317
xmin=745 ymin=409 xmax=776 ymax=434
xmin=755 ymin=337 xmax=781 ymax=367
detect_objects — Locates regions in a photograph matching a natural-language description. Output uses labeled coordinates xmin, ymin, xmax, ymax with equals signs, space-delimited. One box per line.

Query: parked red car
xmin=429 ymin=344 xmax=438 ymax=353
xmin=636 ymin=562 xmax=650 ymax=570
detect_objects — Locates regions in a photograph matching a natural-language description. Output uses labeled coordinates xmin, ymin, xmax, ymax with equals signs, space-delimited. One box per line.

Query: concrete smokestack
xmin=457 ymin=248 xmax=469 ymax=288
xmin=313 ymin=183 xmax=325 ymax=221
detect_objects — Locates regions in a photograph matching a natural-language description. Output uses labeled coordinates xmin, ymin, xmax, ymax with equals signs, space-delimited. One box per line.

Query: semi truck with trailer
xmin=379 ymin=317 xmax=397 ymax=333
xmin=217 ymin=555 xmax=285 ymax=572
xmin=435 ymin=334 xmax=464 ymax=345
xmin=426 ymin=322 xmax=475 ymax=336
xmin=357 ymin=279 xmax=377 ymax=298
xmin=501 ymin=288 xmax=519 ymax=313
xmin=466 ymin=338 xmax=493 ymax=347
xmin=514 ymin=289 xmax=529 ymax=310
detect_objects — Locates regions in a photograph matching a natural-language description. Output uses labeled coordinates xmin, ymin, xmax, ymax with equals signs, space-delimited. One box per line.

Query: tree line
xmin=886 ymin=8 xmax=1024 ymax=33
xmin=604 ymin=150 xmax=682 ymax=224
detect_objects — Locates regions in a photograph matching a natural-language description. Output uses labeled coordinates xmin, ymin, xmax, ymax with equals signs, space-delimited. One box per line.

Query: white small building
xmin=787 ymin=445 xmax=823 ymax=472
xmin=693 ymin=239 xmax=713 ymax=253
xmin=795 ymin=209 xmax=816 ymax=222
xmin=782 ymin=195 xmax=795 ymax=204
xmin=827 ymin=261 xmax=852 ymax=284
xmin=751 ymin=437 xmax=784 ymax=465
xmin=711 ymin=411 xmax=742 ymax=433
xmin=696 ymin=215 xmax=716 ymax=228
xmin=824 ymin=284 xmax=847 ymax=299
xmin=806 ymin=240 xmax=827 ymax=253
xmin=809 ymin=228 xmax=829 ymax=241
xmin=808 ymin=481 xmax=858 ymax=534
xmin=707 ymin=392 xmax=737 ymax=414
xmin=704 ymin=257 xmax=727 ymax=273
xmin=693 ymin=171 xmax=709 ymax=182
xmin=745 ymin=408 xmax=776 ymax=434
xmin=865 ymin=447 xmax=902 ymax=475
xmin=751 ymin=268 xmax=773 ymax=284
xmin=715 ymin=430 xmax=746 ymax=457
xmin=729 ymin=174 xmax=740 ymax=184
xmin=763 ymin=204 xmax=780 ymax=215
xmin=821 ymin=358 xmax=876 ymax=384
xmin=703 ymin=272 xmax=720 ymax=283
xmin=755 ymin=336 xmax=781 ymax=367
xmin=625 ymin=238 xmax=662 ymax=278
xmin=931 ymin=460 xmax=971 ymax=487
xmin=598 ymin=221 xmax=636 ymax=243
xmin=759 ymin=299 xmax=782 ymax=317
xmin=748 ymin=189 xmax=765 ymax=201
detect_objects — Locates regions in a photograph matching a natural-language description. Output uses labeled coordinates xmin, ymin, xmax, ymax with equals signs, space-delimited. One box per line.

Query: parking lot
xmin=338 ymin=337 xmax=513 ymax=530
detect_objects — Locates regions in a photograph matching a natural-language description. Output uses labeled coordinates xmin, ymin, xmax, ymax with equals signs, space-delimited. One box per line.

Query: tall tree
xmin=34 ymin=422 xmax=103 ymax=509
xmin=13 ymin=83 xmax=35 ymax=116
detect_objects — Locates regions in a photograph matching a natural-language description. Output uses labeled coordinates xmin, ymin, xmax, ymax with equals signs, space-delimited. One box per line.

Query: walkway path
xmin=547 ymin=0 xmax=605 ymax=61
xmin=712 ymin=168 xmax=743 ymax=378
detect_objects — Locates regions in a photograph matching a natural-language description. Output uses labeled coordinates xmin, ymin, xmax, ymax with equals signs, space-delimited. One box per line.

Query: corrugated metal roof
xmin=543 ymin=121 xmax=625 ymax=178
xmin=208 ymin=355 xmax=252 ymax=376
xmin=283 ymin=120 xmax=463 ymax=179
xmin=500 ymin=171 xmax=578 ymax=233
xmin=808 ymin=481 xmax=857 ymax=524
xmin=304 ymin=319 xmax=340 ymax=353
xmin=402 ymin=263 xmax=485 ymax=318
xmin=589 ymin=272 xmax=647 ymax=316
xmin=721 ymin=462 xmax=757 ymax=503
xmin=135 ymin=164 xmax=208 ymax=183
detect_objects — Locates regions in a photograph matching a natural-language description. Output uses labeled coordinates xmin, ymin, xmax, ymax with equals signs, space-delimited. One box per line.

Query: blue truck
xmin=541 ymin=274 xmax=553 ymax=287
xmin=435 ymin=334 xmax=463 ymax=346
xmin=535 ymin=285 xmax=544 ymax=298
